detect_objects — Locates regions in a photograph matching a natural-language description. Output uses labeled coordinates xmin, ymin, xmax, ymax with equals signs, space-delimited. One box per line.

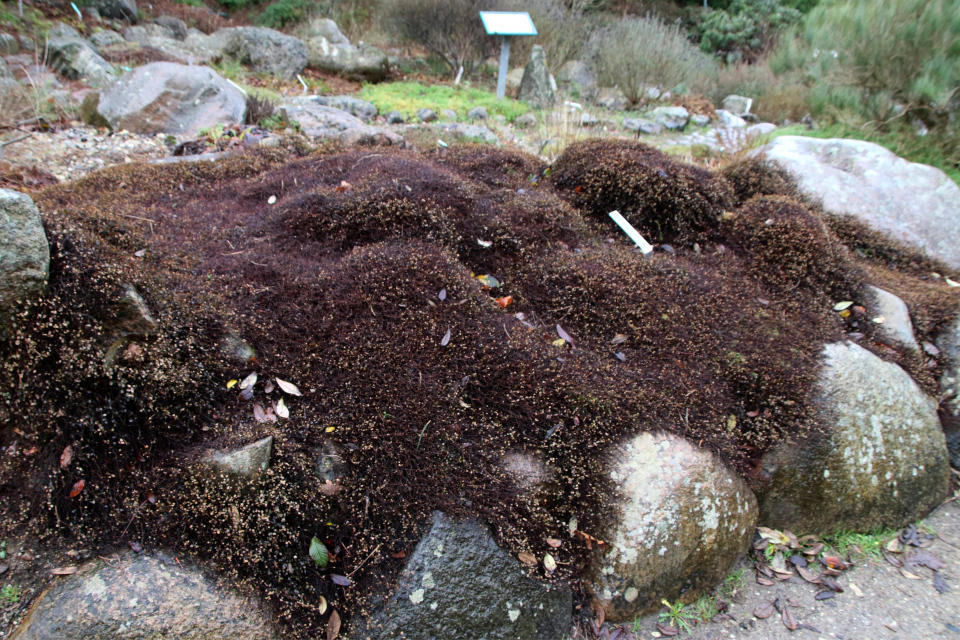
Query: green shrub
xmin=589 ymin=15 xmax=719 ymax=103
xmin=698 ymin=0 xmax=802 ymax=62
xmin=254 ymin=0 xmax=315 ymax=28
xmin=769 ymin=0 xmax=960 ymax=176
xmin=382 ymin=0 xmax=497 ymax=78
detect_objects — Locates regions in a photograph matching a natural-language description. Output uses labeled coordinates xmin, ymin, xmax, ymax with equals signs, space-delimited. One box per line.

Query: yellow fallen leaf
xmin=839 ymin=309 xmax=851 ymax=318
xmin=227 ymin=379 xmax=238 ymax=389
xmin=325 ymin=426 xmax=336 ymax=433
xmin=543 ymin=553 xmax=557 ymax=572
xmin=552 ymin=338 xmax=567 ymax=347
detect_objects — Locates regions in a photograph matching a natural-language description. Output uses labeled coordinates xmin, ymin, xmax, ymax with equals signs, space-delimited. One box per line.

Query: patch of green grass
xmin=822 ymin=528 xmax=897 ymax=559
xmin=357 ymin=82 xmax=530 ymax=123
xmin=771 ymin=124 xmax=960 ymax=187
xmin=658 ymin=599 xmax=695 ymax=633
xmin=0 ymin=2 xmax=53 ymax=35
xmin=1 ymin=584 xmax=20 ymax=604
xmin=719 ymin=566 xmax=747 ymax=598
xmin=175 ymin=0 xmax=205 ymax=6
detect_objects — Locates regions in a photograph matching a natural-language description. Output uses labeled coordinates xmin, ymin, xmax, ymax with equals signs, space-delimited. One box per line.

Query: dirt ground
xmin=630 ymin=497 xmax=960 ymax=640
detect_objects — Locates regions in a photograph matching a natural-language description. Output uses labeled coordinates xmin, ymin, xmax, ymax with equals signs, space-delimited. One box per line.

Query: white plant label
xmin=609 ymin=211 xmax=654 ymax=256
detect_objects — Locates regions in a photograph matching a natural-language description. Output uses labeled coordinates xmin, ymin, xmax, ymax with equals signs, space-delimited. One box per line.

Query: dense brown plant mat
xmin=1 ymin=140 xmax=958 ymax=636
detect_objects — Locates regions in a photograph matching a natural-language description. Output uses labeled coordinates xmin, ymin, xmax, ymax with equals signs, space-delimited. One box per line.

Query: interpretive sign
xmin=479 ymin=11 xmax=538 ymax=100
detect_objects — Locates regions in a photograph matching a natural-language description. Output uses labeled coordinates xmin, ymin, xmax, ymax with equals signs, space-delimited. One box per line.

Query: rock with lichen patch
xmin=357 ymin=511 xmax=571 ymax=640
xmin=590 ymin=431 xmax=757 ymax=622
xmin=9 ymin=552 xmax=278 ymax=640
xmin=0 ymin=190 xmax=49 ymax=326
xmin=756 ymin=341 xmax=950 ymax=534
xmin=865 ymin=286 xmax=920 ymax=353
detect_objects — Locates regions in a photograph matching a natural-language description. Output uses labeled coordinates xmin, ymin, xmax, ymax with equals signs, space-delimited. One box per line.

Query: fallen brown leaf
xmin=781 ymin=607 xmax=797 ymax=630
xmin=326 ymin=609 xmax=341 ymax=640
xmin=60 ymin=445 xmax=74 ymax=468
xmin=754 ymin=601 xmax=775 ymax=619
xmin=52 ymin=566 xmax=78 ymax=575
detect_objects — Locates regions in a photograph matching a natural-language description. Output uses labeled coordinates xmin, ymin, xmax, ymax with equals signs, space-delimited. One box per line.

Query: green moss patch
xmin=357 ymin=81 xmax=530 ymax=122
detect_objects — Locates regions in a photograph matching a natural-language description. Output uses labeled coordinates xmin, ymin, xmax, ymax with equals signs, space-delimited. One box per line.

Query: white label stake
xmin=609 ymin=211 xmax=654 ymax=256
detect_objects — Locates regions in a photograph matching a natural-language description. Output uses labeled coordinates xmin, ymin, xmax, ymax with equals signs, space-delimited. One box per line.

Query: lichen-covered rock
xmin=356 ymin=511 xmax=571 ymax=640
xmin=122 ymin=24 xmax=224 ymax=64
xmin=757 ymin=341 xmax=951 ymax=534
xmin=278 ymin=99 xmax=407 ymax=147
xmin=0 ymin=31 xmax=20 ymax=55
xmin=651 ymin=106 xmax=689 ymax=131
xmin=518 ymin=45 xmax=556 ymax=110
xmin=756 ymin=136 xmax=960 ymax=269
xmin=217 ymin=27 xmax=308 ymax=80
xmin=46 ymin=37 xmax=116 ymax=87
xmin=9 ymin=552 xmax=277 ymax=640
xmin=866 ymin=286 xmax=919 ymax=352
xmin=306 ymin=37 xmax=388 ymax=82
xmin=88 ymin=29 xmax=125 ymax=48
xmin=206 ymin=436 xmax=274 ymax=477
xmin=721 ymin=95 xmax=752 ymax=116
xmin=590 ymin=431 xmax=758 ymax=622
xmin=0 ymin=190 xmax=49 ymax=323
xmin=311 ymin=95 xmax=378 ymax=121
xmin=93 ymin=62 xmax=246 ymax=135
xmin=556 ymin=60 xmax=596 ymax=92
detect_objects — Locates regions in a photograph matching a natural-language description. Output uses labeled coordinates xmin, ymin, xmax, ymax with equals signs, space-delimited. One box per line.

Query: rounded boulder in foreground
xmin=757 ymin=341 xmax=951 ymax=534
xmin=591 ymin=432 xmax=758 ymax=622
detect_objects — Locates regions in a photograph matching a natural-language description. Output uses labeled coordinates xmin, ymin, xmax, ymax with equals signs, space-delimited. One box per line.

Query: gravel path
xmin=631 ymin=498 xmax=960 ymax=640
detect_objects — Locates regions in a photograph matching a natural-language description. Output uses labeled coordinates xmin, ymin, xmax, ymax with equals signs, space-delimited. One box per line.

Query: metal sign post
xmin=479 ymin=12 xmax=537 ymax=100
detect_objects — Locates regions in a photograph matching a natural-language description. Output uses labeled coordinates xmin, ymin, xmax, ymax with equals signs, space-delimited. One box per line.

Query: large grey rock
xmin=9 ymin=552 xmax=277 ymax=640
xmin=757 ymin=341 xmax=951 ymax=534
xmin=623 ymin=118 xmax=661 ymax=135
xmin=90 ymin=0 xmax=137 ymax=21
xmin=93 ymin=62 xmax=245 ymax=135
xmin=385 ymin=110 xmax=404 ymax=124
xmin=594 ymin=87 xmax=629 ymax=111
xmin=0 ymin=32 xmax=20 ymax=55
xmin=651 ymin=106 xmax=689 ymax=131
xmin=88 ymin=29 xmax=125 ymax=48
xmin=467 ymin=106 xmax=488 ymax=120
xmin=556 ymin=60 xmax=596 ymax=92
xmin=306 ymin=37 xmax=388 ymax=82
xmin=716 ymin=109 xmax=747 ymax=128
xmin=296 ymin=17 xmax=349 ymax=45
xmin=518 ymin=45 xmax=556 ymax=110
xmin=358 ymin=511 xmax=571 ymax=640
xmin=122 ymin=26 xmax=224 ymax=65
xmin=591 ymin=432 xmax=757 ymax=622
xmin=0 ymin=58 xmax=12 ymax=79
xmin=0 ymin=190 xmax=49 ymax=323
xmin=155 ymin=16 xmax=188 ymax=40
xmin=310 ymin=95 xmax=377 ymax=121
xmin=417 ymin=108 xmax=437 ymax=123
xmin=441 ymin=108 xmax=457 ymax=121
xmin=217 ymin=27 xmax=307 ymax=80
xmin=279 ymin=99 xmax=406 ymax=148
xmin=47 ymin=38 xmax=117 ymax=88
xmin=690 ymin=114 xmax=711 ymax=127
xmin=206 ymin=436 xmax=274 ymax=477
xmin=756 ymin=136 xmax=960 ymax=269
xmin=722 ymin=94 xmax=752 ymax=116
xmin=866 ymin=286 xmax=920 ymax=352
